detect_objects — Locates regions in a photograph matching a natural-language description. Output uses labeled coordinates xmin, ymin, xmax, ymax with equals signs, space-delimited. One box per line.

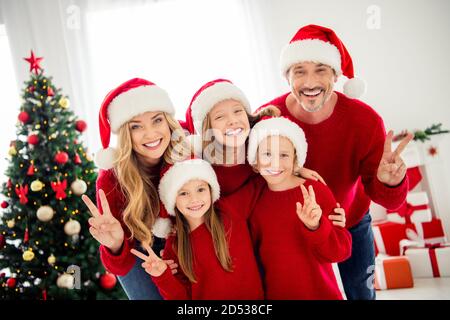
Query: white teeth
xmin=188 ymin=204 xmax=203 ymax=211
xmin=144 ymin=139 xmax=161 ymax=147
xmin=266 ymin=169 xmax=282 ymax=175
xmin=302 ymin=89 xmax=322 ymax=96
xmin=225 ymin=128 xmax=243 ymax=136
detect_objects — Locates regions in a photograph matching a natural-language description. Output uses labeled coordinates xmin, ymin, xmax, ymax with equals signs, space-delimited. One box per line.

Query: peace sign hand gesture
xmin=131 ymin=243 xmax=168 ymax=277
xmin=82 ymin=189 xmax=125 ymax=254
xmin=296 ymin=184 xmax=322 ymax=231
xmin=377 ymin=130 xmax=414 ymax=186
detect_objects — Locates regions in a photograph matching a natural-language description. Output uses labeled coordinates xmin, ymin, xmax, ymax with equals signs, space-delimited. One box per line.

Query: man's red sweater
xmin=249 ymin=179 xmax=352 ymax=299
xmin=259 ymin=91 xmax=408 ymax=228
xmin=152 ymin=176 xmax=266 ymax=300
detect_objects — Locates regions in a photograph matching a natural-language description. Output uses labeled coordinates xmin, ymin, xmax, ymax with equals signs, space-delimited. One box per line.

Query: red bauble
xmin=0 ymin=234 xmax=5 ymax=249
xmin=75 ymin=120 xmax=87 ymax=132
xmin=18 ymin=111 xmax=30 ymax=124
xmin=1 ymin=201 xmax=8 ymax=209
xmin=6 ymin=278 xmax=16 ymax=288
xmin=100 ymin=273 xmax=117 ymax=290
xmin=47 ymin=87 xmax=54 ymax=96
xmin=7 ymin=179 xmax=12 ymax=189
xmin=54 ymin=151 xmax=69 ymax=164
xmin=27 ymin=164 xmax=35 ymax=176
xmin=74 ymin=153 xmax=82 ymax=164
xmin=28 ymin=134 xmax=39 ymax=145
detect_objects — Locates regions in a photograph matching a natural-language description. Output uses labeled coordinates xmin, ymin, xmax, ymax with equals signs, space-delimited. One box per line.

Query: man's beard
xmin=297 ymin=87 xmax=333 ymax=113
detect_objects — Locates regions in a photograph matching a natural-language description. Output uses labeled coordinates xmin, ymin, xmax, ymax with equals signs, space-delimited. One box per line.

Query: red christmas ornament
xmin=74 ymin=153 xmax=82 ymax=164
xmin=42 ymin=289 xmax=47 ymax=300
xmin=28 ymin=86 xmax=35 ymax=93
xmin=27 ymin=164 xmax=35 ymax=176
xmin=0 ymin=272 xmax=5 ymax=278
xmin=24 ymin=50 xmax=43 ymax=74
xmin=15 ymin=184 xmax=29 ymax=205
xmin=47 ymin=87 xmax=54 ymax=96
xmin=24 ymin=227 xmax=29 ymax=244
xmin=54 ymin=151 xmax=69 ymax=164
xmin=75 ymin=120 xmax=87 ymax=132
xmin=6 ymin=278 xmax=17 ymax=288
xmin=100 ymin=273 xmax=117 ymax=290
xmin=28 ymin=134 xmax=39 ymax=145
xmin=51 ymin=179 xmax=67 ymax=200
xmin=7 ymin=179 xmax=12 ymax=189
xmin=1 ymin=201 xmax=8 ymax=209
xmin=18 ymin=111 xmax=30 ymax=124
xmin=0 ymin=234 xmax=5 ymax=249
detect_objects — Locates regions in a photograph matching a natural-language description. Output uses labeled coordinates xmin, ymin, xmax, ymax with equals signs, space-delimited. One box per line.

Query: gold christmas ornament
xmin=36 ymin=206 xmax=54 ymax=222
xmin=30 ymin=179 xmax=44 ymax=192
xmin=8 ymin=146 xmax=17 ymax=156
xmin=22 ymin=250 xmax=35 ymax=262
xmin=58 ymin=97 xmax=70 ymax=109
xmin=64 ymin=219 xmax=81 ymax=236
xmin=70 ymin=179 xmax=87 ymax=196
xmin=56 ymin=274 xmax=74 ymax=289
xmin=48 ymin=254 xmax=56 ymax=265
xmin=7 ymin=219 xmax=15 ymax=228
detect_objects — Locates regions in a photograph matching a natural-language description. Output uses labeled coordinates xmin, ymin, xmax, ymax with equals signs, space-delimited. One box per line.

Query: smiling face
xmin=208 ymin=99 xmax=250 ymax=148
xmin=288 ymin=61 xmax=337 ymax=113
xmin=128 ymin=111 xmax=171 ymax=165
xmin=256 ymin=135 xmax=298 ymax=188
xmin=175 ymin=179 xmax=212 ymax=224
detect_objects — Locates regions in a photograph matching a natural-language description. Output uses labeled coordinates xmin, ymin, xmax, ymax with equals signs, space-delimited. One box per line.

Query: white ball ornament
xmin=56 ymin=274 xmax=74 ymax=289
xmin=36 ymin=205 xmax=54 ymax=222
xmin=64 ymin=219 xmax=81 ymax=236
xmin=71 ymin=179 xmax=87 ymax=196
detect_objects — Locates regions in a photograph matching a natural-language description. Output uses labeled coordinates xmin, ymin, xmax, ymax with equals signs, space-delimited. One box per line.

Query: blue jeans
xmin=338 ymin=211 xmax=376 ymax=300
xmin=117 ymin=238 xmax=165 ymax=300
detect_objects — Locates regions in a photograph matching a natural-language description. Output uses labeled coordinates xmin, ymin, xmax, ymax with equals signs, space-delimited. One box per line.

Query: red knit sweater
xmin=259 ymin=91 xmax=408 ymax=228
xmin=249 ymin=179 xmax=352 ymax=300
xmin=152 ymin=176 xmax=266 ymax=300
xmin=212 ymin=163 xmax=257 ymax=196
xmin=95 ymin=167 xmax=162 ymax=276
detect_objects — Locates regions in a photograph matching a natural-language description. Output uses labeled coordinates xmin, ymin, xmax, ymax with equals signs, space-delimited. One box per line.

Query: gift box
xmin=387 ymin=192 xmax=432 ymax=224
xmin=400 ymin=241 xmax=450 ymax=278
xmin=372 ymin=221 xmax=406 ymax=256
xmin=406 ymin=218 xmax=447 ymax=244
xmin=374 ymin=255 xmax=414 ymax=290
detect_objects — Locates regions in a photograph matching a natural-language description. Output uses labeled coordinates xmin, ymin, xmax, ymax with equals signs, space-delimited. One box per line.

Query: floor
xmin=376 ymin=278 xmax=450 ymax=300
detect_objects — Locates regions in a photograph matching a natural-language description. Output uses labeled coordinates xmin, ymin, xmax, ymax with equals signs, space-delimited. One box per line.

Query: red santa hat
xmin=158 ymin=158 xmax=221 ymax=216
xmin=185 ymin=79 xmax=252 ymax=134
xmin=280 ymin=24 xmax=366 ymax=98
xmin=247 ymin=116 xmax=308 ymax=167
xmin=95 ymin=78 xmax=175 ymax=169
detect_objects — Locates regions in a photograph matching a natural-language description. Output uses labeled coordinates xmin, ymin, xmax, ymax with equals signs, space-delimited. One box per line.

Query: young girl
xmin=81 ymin=78 xmax=190 ymax=299
xmin=247 ymin=116 xmax=352 ymax=299
xmin=184 ymin=78 xmax=324 ymax=195
xmin=131 ymin=158 xmax=266 ymax=299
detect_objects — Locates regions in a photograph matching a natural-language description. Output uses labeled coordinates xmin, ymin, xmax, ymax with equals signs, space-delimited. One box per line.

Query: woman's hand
xmin=296 ymin=184 xmax=322 ymax=231
xmin=297 ymin=167 xmax=326 ymax=185
xmin=328 ymin=203 xmax=346 ymax=228
xmin=131 ymin=243 xmax=168 ymax=277
xmin=82 ymin=189 xmax=125 ymax=254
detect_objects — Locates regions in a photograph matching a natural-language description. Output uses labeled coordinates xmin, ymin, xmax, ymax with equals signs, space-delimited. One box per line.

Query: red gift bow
xmin=387 ymin=201 xmax=429 ymax=224
xmin=51 ymin=179 xmax=67 ymax=200
xmin=15 ymin=184 xmax=29 ymax=204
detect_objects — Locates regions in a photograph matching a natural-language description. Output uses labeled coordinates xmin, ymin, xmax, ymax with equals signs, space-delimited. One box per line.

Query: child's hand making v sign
xmin=296 ymin=184 xmax=347 ymax=230
xmin=131 ymin=243 xmax=174 ymax=277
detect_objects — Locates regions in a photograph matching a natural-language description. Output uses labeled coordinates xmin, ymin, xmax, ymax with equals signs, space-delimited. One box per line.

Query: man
xmin=258 ymin=24 xmax=413 ymax=300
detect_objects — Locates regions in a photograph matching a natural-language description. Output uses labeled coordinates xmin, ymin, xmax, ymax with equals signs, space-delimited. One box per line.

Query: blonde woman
xmin=81 ymin=78 xmax=190 ymax=299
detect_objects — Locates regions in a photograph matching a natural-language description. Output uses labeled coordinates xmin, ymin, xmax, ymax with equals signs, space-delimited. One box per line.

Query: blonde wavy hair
xmin=114 ymin=113 xmax=191 ymax=245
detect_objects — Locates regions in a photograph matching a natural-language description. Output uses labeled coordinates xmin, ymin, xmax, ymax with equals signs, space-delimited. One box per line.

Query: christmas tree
xmin=0 ymin=51 xmax=125 ymax=299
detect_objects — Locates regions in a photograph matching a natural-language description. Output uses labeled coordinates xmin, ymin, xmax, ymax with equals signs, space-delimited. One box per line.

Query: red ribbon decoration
xmin=15 ymin=184 xmax=29 ymax=204
xmin=387 ymin=202 xmax=429 ymax=224
xmin=425 ymin=243 xmax=442 ymax=278
xmin=51 ymin=179 xmax=67 ymax=200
